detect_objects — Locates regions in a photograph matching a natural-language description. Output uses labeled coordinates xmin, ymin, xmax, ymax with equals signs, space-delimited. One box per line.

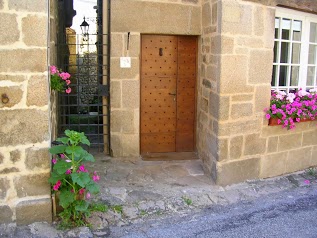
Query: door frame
xmin=139 ymin=34 xmax=198 ymax=155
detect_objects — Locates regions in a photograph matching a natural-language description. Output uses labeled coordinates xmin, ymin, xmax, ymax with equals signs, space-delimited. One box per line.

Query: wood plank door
xmin=141 ymin=35 xmax=197 ymax=154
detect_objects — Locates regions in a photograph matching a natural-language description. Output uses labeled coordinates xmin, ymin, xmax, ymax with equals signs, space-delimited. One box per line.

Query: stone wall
xmin=198 ymin=0 xmax=317 ymax=185
xmin=0 ymin=0 xmax=52 ymax=225
xmin=110 ymin=0 xmax=201 ymax=156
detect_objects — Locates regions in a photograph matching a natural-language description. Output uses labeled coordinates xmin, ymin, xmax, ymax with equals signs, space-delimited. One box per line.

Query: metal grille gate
xmin=57 ymin=0 xmax=111 ymax=154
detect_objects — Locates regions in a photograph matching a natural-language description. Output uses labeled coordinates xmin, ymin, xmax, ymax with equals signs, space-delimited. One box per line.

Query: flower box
xmin=268 ymin=117 xmax=315 ymax=126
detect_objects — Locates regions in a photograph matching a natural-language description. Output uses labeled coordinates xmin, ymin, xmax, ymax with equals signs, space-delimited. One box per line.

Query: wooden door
xmin=141 ymin=35 xmax=197 ymax=154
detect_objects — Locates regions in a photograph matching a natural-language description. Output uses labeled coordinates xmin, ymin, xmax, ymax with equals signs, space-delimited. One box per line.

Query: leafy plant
xmin=111 ymin=205 xmax=123 ymax=214
xmin=307 ymin=168 xmax=317 ymax=177
xmin=49 ymin=130 xmax=100 ymax=228
xmin=182 ymin=196 xmax=193 ymax=206
xmin=50 ymin=65 xmax=72 ymax=94
xmin=265 ymin=89 xmax=317 ymax=129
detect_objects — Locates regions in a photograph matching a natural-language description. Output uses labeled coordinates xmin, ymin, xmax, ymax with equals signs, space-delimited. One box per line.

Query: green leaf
xmin=49 ymin=145 xmax=67 ymax=154
xmin=54 ymin=160 xmax=71 ymax=175
xmin=71 ymin=172 xmax=90 ymax=187
xmin=80 ymin=135 xmax=90 ymax=146
xmin=48 ymin=171 xmax=65 ymax=184
xmin=66 ymin=146 xmax=85 ymax=158
xmin=86 ymin=181 xmax=100 ymax=194
xmin=75 ymin=200 xmax=89 ymax=212
xmin=56 ymin=137 xmax=69 ymax=145
xmin=59 ymin=190 xmax=75 ymax=208
xmin=79 ymin=150 xmax=95 ymax=162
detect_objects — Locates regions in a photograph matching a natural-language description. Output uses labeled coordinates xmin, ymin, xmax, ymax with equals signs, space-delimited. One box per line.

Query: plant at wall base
xmin=49 ymin=130 xmax=100 ymax=228
xmin=265 ymin=89 xmax=317 ymax=129
xmin=50 ymin=65 xmax=72 ymax=94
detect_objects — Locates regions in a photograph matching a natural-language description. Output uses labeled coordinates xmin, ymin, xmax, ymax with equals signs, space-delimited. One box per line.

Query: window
xmin=272 ymin=8 xmax=317 ymax=93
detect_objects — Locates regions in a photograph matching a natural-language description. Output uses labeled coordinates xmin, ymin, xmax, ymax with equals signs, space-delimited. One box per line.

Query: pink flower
xmin=53 ymin=180 xmax=61 ymax=191
xmin=50 ymin=65 xmax=58 ymax=74
xmin=65 ymin=87 xmax=71 ymax=94
xmin=52 ymin=159 xmax=57 ymax=164
xmin=86 ymin=192 xmax=91 ymax=199
xmin=65 ymin=169 xmax=71 ymax=175
xmin=66 ymin=80 xmax=71 ymax=85
xmin=59 ymin=154 xmax=65 ymax=159
xmin=79 ymin=165 xmax=86 ymax=172
xmin=59 ymin=72 xmax=71 ymax=80
xmin=79 ymin=188 xmax=85 ymax=195
xmin=265 ymin=114 xmax=271 ymax=120
xmin=93 ymin=171 xmax=100 ymax=181
xmin=304 ymin=180 xmax=310 ymax=185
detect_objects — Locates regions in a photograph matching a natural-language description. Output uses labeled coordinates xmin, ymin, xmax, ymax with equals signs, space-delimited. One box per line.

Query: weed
xmin=140 ymin=210 xmax=148 ymax=216
xmin=182 ymin=196 xmax=193 ymax=206
xmin=111 ymin=205 xmax=123 ymax=214
xmin=90 ymin=203 xmax=109 ymax=212
xmin=307 ymin=168 xmax=317 ymax=177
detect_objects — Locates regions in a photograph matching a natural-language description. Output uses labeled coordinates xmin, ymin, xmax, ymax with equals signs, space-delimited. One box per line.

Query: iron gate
xmin=57 ymin=0 xmax=111 ymax=154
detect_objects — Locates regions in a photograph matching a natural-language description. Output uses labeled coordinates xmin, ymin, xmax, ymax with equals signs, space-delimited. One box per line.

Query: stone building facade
xmin=110 ymin=0 xmax=317 ymax=185
xmin=0 ymin=0 xmax=56 ymax=225
xmin=1 ymin=0 xmax=317 ymax=225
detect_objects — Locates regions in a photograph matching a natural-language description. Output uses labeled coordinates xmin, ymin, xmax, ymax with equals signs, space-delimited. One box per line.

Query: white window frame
xmin=273 ymin=8 xmax=317 ymax=93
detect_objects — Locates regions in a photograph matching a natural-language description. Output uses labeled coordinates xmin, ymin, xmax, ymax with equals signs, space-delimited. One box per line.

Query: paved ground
xmin=0 ymin=155 xmax=316 ymax=237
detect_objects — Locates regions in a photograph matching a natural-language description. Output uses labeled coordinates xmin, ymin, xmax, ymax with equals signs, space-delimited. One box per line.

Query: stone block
xmin=0 ymin=0 xmax=3 ymax=9
xmin=112 ymin=0 xmax=201 ymax=35
xmin=111 ymin=34 xmax=124 ymax=57
xmin=221 ymin=36 xmax=234 ymax=54
xmin=16 ymin=198 xmax=52 ymax=225
xmin=201 ymin=98 xmax=208 ymax=112
xmin=216 ymin=119 xmax=261 ymax=137
xmin=0 ymin=13 xmax=19 ymax=45
xmin=27 ymin=75 xmax=49 ymax=107
xmin=231 ymin=103 xmax=253 ymax=119
xmin=182 ymin=0 xmax=199 ymax=4
xmin=111 ymin=110 xmax=134 ymax=133
xmin=122 ymin=80 xmax=140 ymax=109
xmin=0 ymin=49 xmax=47 ymax=73
xmin=202 ymin=2 xmax=211 ymax=27
xmin=25 ymin=147 xmax=50 ymax=170
xmin=253 ymin=5 xmax=264 ymax=36
xmin=278 ymin=133 xmax=302 ymax=151
xmin=212 ymin=2 xmax=217 ymax=25
xmin=121 ymin=134 xmax=139 ymax=156
xmin=0 ymin=167 xmax=19 ymax=174
xmin=302 ymin=130 xmax=317 ymax=146
xmin=10 ymin=150 xmax=21 ymax=163
xmin=219 ymin=55 xmax=254 ymax=94
xmin=206 ymin=132 xmax=218 ymax=160
xmin=218 ymin=138 xmax=228 ymax=161
xmin=267 ymin=136 xmax=278 ymax=153
xmin=261 ymin=152 xmax=287 ymax=178
xmin=124 ymin=34 xmax=140 ymax=58
xmin=236 ymin=37 xmax=264 ymax=48
xmin=231 ymin=94 xmax=253 ymax=102
xmin=263 ymin=7 xmax=275 ymax=49
xmin=254 ymin=85 xmax=271 ymax=113
xmin=111 ymin=80 xmax=121 ymax=108
xmin=0 ymin=178 xmax=10 ymax=200
xmin=14 ymin=173 xmax=50 ymax=197
xmin=0 ymin=109 xmax=49 ymax=146
xmin=244 ymin=133 xmax=266 ymax=156
xmin=311 ymin=146 xmax=317 ymax=167
xmin=111 ymin=58 xmax=139 ymax=79
xmin=0 ymin=206 xmax=13 ymax=223
xmin=0 ymin=86 xmax=23 ymax=108
xmin=0 ymin=75 xmax=27 ymax=82
xmin=286 ymin=147 xmax=312 ymax=173
xmin=209 ymin=93 xmax=229 ymax=120
xmin=215 ymin=157 xmax=260 ymax=185
xmin=248 ymin=50 xmax=273 ymax=84
xmin=111 ymin=134 xmax=122 ymax=157
xmin=22 ymin=15 xmax=47 ymax=47
xmin=0 ymin=152 xmax=3 ymax=164
xmin=8 ymin=0 xmax=47 ymax=12
xmin=221 ymin=2 xmax=252 ymax=35
xmin=229 ymin=135 xmax=243 ymax=160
